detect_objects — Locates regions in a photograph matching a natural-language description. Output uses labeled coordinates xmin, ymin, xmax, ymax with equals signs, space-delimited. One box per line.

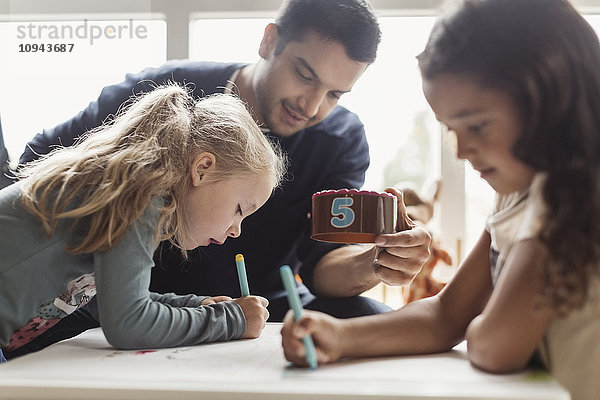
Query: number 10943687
xmin=18 ymin=43 xmax=74 ymax=53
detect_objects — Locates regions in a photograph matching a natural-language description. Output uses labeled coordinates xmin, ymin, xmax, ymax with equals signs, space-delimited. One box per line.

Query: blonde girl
xmin=0 ymin=84 xmax=285 ymax=361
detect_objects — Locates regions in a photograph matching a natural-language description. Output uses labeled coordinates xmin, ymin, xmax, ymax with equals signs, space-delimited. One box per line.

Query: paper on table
xmin=0 ymin=324 xmax=569 ymax=400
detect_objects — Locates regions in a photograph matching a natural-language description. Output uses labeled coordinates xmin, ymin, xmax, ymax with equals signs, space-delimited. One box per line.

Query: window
xmin=189 ymin=11 xmax=600 ymax=306
xmin=190 ymin=17 xmax=269 ymax=63
xmin=0 ymin=18 xmax=166 ymax=165
xmin=191 ymin=16 xmax=438 ymax=194
xmin=6 ymin=3 xmax=600 ymax=309
xmin=190 ymin=15 xmax=440 ymax=307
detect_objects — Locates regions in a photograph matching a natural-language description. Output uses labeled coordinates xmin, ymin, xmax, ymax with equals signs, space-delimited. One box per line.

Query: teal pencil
xmin=235 ymin=254 xmax=250 ymax=296
xmin=280 ymin=265 xmax=318 ymax=370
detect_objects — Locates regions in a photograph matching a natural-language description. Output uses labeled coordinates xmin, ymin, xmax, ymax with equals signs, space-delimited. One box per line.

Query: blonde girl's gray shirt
xmin=0 ymin=181 xmax=246 ymax=351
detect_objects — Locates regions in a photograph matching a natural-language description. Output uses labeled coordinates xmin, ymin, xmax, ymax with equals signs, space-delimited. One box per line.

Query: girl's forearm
xmin=336 ymin=231 xmax=494 ymax=360
xmin=338 ymin=297 xmax=464 ymax=359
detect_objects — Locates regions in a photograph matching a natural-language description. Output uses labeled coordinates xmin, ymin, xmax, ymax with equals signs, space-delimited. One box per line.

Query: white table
xmin=0 ymin=323 xmax=570 ymax=400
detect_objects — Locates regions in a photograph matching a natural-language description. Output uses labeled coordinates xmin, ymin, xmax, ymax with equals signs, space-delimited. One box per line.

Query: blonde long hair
xmin=19 ymin=84 xmax=286 ymax=255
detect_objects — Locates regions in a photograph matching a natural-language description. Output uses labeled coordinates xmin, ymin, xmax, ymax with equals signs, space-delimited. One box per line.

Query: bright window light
xmin=0 ymin=18 xmax=166 ymax=165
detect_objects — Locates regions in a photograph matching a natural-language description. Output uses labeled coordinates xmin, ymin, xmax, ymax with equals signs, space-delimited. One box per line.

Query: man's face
xmin=252 ymin=25 xmax=369 ymax=137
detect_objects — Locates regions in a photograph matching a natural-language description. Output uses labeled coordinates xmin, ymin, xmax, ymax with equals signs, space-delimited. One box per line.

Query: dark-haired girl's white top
xmin=487 ymin=174 xmax=600 ymax=400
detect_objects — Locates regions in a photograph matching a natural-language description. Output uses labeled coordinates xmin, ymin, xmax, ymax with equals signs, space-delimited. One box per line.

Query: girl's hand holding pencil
xmin=232 ymin=253 xmax=269 ymax=339
xmin=232 ymin=295 xmax=269 ymax=338
xmin=280 ymin=309 xmax=346 ymax=367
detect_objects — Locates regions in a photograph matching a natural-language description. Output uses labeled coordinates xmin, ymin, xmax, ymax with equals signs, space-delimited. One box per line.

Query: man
xmin=19 ymin=0 xmax=430 ymax=332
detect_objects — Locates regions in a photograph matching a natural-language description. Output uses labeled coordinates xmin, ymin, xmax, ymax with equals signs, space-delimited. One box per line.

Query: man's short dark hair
xmin=274 ymin=0 xmax=381 ymax=63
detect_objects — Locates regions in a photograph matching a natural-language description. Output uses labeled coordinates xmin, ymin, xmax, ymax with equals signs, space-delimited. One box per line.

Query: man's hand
xmin=373 ymin=188 xmax=431 ymax=286
xmin=311 ymin=187 xmax=432 ymax=296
